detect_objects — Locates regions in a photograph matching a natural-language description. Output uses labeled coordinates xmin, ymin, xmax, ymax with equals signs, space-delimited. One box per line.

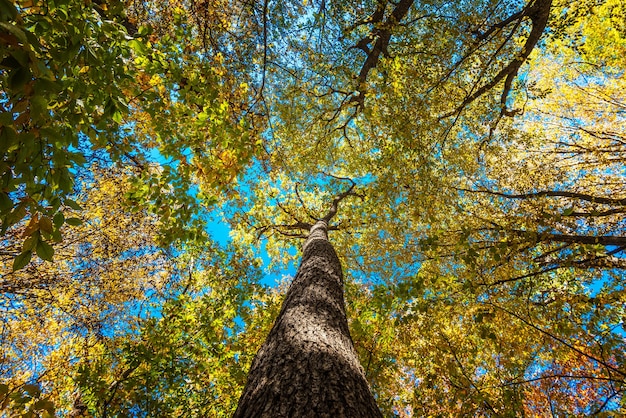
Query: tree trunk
xmin=233 ymin=220 xmax=382 ymax=418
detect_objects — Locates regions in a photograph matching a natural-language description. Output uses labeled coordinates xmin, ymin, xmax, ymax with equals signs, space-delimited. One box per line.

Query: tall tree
xmin=234 ymin=184 xmax=382 ymax=417
xmin=2 ymin=0 xmax=625 ymax=415
xmin=226 ymin=0 xmax=625 ymax=414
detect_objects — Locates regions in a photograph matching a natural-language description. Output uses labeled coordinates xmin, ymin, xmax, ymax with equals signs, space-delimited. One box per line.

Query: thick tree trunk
xmin=233 ymin=220 xmax=382 ymax=418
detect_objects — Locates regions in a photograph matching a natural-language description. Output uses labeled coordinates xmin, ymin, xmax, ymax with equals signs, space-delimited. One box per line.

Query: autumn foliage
xmin=1 ymin=0 xmax=625 ymax=416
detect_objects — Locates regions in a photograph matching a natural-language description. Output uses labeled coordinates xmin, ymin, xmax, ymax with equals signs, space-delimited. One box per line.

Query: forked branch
xmin=321 ymin=178 xmax=358 ymax=223
xmin=256 ymin=176 xmax=361 ymax=238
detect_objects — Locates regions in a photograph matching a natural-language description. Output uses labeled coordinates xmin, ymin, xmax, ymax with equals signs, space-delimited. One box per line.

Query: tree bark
xmin=233 ymin=220 xmax=383 ymax=418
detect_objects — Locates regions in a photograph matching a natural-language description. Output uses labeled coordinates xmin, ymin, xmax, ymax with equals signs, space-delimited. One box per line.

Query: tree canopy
xmin=1 ymin=0 xmax=625 ymax=416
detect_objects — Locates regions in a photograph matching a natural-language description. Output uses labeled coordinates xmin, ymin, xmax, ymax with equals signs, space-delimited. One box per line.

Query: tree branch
xmin=349 ymin=0 xmax=415 ymax=108
xmin=459 ymin=188 xmax=626 ymax=207
xmin=440 ymin=0 xmax=553 ymax=119
xmin=321 ymin=178 xmax=358 ymax=223
xmin=487 ymin=302 xmax=626 ymax=379
xmin=510 ymin=230 xmax=626 ymax=247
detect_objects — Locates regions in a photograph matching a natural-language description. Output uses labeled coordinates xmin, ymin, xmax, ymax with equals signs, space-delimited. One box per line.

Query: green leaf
xmin=0 ymin=0 xmax=18 ymax=20
xmin=138 ymin=25 xmax=153 ymax=37
xmin=65 ymin=217 xmax=82 ymax=226
xmin=69 ymin=152 xmax=86 ymax=166
xmin=64 ymin=199 xmax=82 ymax=211
xmin=0 ymin=192 xmax=12 ymax=213
xmin=58 ymin=171 xmax=74 ymax=193
xmin=13 ymin=250 xmax=32 ymax=271
xmin=0 ymin=111 xmax=13 ymax=126
xmin=30 ymin=95 xmax=48 ymax=120
xmin=51 ymin=229 xmax=62 ymax=242
xmin=129 ymin=39 xmax=148 ymax=55
xmin=22 ymin=234 xmax=39 ymax=252
xmin=9 ymin=49 xmax=29 ymax=67
xmin=8 ymin=66 xmax=31 ymax=91
xmin=5 ymin=203 xmax=27 ymax=230
xmin=36 ymin=240 xmax=54 ymax=261
xmin=53 ymin=212 xmax=64 ymax=228
xmin=39 ymin=216 xmax=53 ymax=233
xmin=21 ymin=384 xmax=40 ymax=397
xmin=34 ymin=78 xmax=62 ymax=94
xmin=112 ymin=110 xmax=123 ymax=124
xmin=0 ymin=21 xmax=28 ymax=44
xmin=33 ymin=399 xmax=55 ymax=412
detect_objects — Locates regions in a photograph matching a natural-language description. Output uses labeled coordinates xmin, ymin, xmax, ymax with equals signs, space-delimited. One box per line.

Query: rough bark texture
xmin=233 ymin=220 xmax=383 ymax=418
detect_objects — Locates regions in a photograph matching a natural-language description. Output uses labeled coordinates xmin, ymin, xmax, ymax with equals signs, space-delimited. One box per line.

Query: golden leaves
xmin=0 ymin=168 xmax=172 ymax=413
